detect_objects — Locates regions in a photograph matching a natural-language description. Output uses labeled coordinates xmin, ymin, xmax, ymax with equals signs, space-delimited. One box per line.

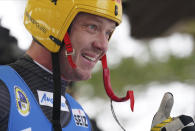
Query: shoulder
xmin=65 ymin=93 xmax=86 ymax=110
xmin=65 ymin=93 xmax=80 ymax=106
xmin=0 ymin=79 xmax=10 ymax=102
xmin=65 ymin=93 xmax=89 ymax=116
xmin=0 ymin=79 xmax=10 ymax=130
xmin=0 ymin=66 xmax=13 ymax=113
xmin=65 ymin=93 xmax=92 ymax=130
xmin=0 ymin=66 xmax=11 ymax=113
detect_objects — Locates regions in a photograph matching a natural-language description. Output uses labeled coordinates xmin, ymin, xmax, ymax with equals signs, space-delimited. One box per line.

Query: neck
xmin=26 ymin=41 xmax=52 ymax=72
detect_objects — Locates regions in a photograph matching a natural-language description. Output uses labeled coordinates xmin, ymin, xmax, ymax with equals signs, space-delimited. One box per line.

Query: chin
xmin=62 ymin=71 xmax=91 ymax=81
xmin=72 ymin=67 xmax=91 ymax=80
xmin=77 ymin=73 xmax=91 ymax=81
xmin=82 ymin=75 xmax=91 ymax=80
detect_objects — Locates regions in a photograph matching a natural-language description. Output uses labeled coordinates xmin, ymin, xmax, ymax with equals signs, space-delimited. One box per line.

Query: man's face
xmin=60 ymin=13 xmax=116 ymax=81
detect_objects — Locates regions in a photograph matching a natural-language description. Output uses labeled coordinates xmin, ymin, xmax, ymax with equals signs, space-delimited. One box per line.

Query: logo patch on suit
xmin=37 ymin=90 xmax=69 ymax=112
xmin=72 ymin=109 xmax=88 ymax=128
xmin=14 ymin=86 xmax=30 ymax=116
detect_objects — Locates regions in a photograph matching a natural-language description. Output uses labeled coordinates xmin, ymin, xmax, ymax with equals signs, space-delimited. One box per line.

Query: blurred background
xmin=0 ymin=0 xmax=195 ymax=130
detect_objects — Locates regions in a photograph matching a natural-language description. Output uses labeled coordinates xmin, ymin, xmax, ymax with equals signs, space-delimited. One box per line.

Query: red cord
xmin=101 ymin=55 xmax=134 ymax=112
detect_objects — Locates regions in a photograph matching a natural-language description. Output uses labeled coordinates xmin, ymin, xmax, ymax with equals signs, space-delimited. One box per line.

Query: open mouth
xmin=82 ymin=53 xmax=97 ymax=62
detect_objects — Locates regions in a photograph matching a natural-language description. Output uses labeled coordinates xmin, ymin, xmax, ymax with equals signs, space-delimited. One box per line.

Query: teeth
xmin=83 ymin=55 xmax=96 ymax=61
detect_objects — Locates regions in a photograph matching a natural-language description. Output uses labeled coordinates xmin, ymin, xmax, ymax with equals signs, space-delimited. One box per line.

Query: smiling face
xmin=59 ymin=13 xmax=116 ymax=81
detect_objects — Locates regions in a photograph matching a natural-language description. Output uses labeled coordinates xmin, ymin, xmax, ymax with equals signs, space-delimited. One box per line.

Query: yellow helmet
xmin=24 ymin=0 xmax=122 ymax=53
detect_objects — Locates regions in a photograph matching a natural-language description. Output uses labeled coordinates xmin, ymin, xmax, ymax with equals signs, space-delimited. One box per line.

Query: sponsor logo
xmin=37 ymin=90 xmax=69 ymax=112
xmin=14 ymin=86 xmax=30 ymax=117
xmin=25 ymin=11 xmax=47 ymax=33
xmin=72 ymin=109 xmax=88 ymax=128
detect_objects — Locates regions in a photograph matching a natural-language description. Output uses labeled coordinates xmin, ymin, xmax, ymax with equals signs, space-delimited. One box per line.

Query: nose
xmin=92 ymin=33 xmax=108 ymax=53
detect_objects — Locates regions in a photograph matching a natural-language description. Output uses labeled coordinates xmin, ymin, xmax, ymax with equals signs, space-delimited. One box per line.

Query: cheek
xmin=70 ymin=30 xmax=93 ymax=49
xmin=71 ymin=40 xmax=88 ymax=62
xmin=59 ymin=47 xmax=68 ymax=66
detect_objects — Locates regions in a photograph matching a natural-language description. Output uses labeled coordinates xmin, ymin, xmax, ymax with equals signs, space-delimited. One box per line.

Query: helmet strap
xmin=51 ymin=52 xmax=62 ymax=131
xmin=64 ymin=32 xmax=76 ymax=69
xmin=50 ymin=32 xmax=76 ymax=130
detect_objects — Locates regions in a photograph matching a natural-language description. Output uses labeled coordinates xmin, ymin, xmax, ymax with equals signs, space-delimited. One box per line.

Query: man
xmin=0 ymin=0 xmax=122 ymax=131
xmin=0 ymin=0 xmax=194 ymax=131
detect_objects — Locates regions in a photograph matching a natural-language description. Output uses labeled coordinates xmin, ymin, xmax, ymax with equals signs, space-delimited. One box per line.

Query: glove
xmin=151 ymin=92 xmax=195 ymax=131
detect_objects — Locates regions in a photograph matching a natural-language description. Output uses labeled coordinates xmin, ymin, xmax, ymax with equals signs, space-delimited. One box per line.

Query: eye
xmin=87 ymin=24 xmax=98 ymax=32
xmin=105 ymin=31 xmax=113 ymax=40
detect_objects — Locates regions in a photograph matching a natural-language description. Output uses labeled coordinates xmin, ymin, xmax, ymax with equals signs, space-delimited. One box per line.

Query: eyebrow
xmin=90 ymin=16 xmax=116 ymax=30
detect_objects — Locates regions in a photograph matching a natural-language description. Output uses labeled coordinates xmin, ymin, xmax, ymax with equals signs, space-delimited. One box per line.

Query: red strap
xmin=64 ymin=33 xmax=76 ymax=69
xmin=101 ymin=55 xmax=134 ymax=112
xmin=67 ymin=56 xmax=76 ymax=69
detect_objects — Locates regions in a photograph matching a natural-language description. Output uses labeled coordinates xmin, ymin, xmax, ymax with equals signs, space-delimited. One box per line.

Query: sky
xmin=0 ymin=0 xmax=32 ymax=50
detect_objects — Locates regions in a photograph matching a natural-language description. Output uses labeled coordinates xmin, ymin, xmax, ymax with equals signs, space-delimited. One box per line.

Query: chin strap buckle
xmin=64 ymin=33 xmax=76 ymax=69
xmin=65 ymin=49 xmax=75 ymax=56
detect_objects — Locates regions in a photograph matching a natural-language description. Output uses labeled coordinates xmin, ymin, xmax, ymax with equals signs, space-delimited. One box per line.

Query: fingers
xmin=162 ymin=115 xmax=195 ymax=131
xmin=151 ymin=92 xmax=174 ymax=128
xmin=158 ymin=92 xmax=174 ymax=118
xmin=151 ymin=117 xmax=173 ymax=131
xmin=151 ymin=93 xmax=195 ymax=131
xmin=161 ymin=117 xmax=184 ymax=131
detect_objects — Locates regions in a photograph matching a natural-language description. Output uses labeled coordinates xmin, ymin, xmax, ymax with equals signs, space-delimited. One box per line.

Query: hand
xmin=151 ymin=92 xmax=195 ymax=131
